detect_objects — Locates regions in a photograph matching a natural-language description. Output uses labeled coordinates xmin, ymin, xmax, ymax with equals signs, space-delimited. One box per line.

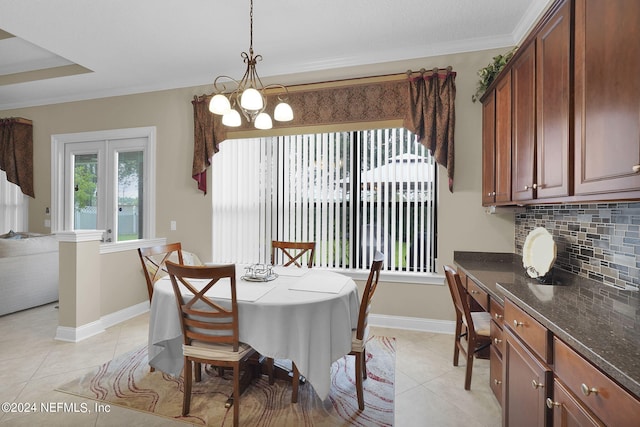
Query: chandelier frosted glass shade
xmin=254 ymin=112 xmax=273 ymax=130
xmin=222 ymin=109 xmax=242 ymax=127
xmin=209 ymin=94 xmax=231 ymax=115
xmin=240 ymin=88 xmax=264 ymax=111
xmin=274 ymin=102 xmax=294 ymax=122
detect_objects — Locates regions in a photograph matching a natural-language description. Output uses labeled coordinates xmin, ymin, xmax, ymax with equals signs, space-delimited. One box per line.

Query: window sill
xmin=99 ymin=237 xmax=166 ymax=254
xmin=327 ymin=268 xmax=444 ymax=285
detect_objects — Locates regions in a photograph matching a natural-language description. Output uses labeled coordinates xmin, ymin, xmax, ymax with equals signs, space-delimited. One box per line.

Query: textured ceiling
xmin=0 ymin=0 xmax=553 ymax=110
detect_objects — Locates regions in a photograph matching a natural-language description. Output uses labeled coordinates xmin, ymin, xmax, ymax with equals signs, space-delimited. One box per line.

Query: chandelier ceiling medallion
xmin=208 ymin=0 xmax=293 ymax=130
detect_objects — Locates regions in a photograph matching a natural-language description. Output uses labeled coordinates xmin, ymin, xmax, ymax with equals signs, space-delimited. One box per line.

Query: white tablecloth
xmin=148 ymin=265 xmax=359 ymax=400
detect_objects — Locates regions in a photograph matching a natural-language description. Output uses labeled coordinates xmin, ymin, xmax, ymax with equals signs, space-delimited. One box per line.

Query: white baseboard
xmin=55 ymin=320 xmax=105 ymax=342
xmin=369 ymin=313 xmax=455 ymax=334
xmin=101 ymin=301 xmax=149 ymax=329
xmin=55 ymin=301 xmax=149 ymax=342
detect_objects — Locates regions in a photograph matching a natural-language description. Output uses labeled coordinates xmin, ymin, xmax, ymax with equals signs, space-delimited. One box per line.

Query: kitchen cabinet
xmin=511 ymin=42 xmax=537 ymax=202
xmin=574 ymin=0 xmax=640 ymax=197
xmin=503 ymin=298 xmax=552 ymax=426
xmin=547 ymin=379 xmax=603 ymax=427
xmin=535 ymin=0 xmax=571 ymax=199
xmin=481 ymin=0 xmax=640 ymax=205
xmin=489 ymin=302 xmax=505 ymax=405
xmin=551 ymin=337 xmax=640 ymax=427
xmin=482 ymin=73 xmax=512 ymax=206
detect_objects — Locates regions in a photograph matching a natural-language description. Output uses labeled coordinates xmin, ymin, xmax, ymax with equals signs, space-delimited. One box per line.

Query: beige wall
xmin=1 ymin=47 xmax=515 ymax=322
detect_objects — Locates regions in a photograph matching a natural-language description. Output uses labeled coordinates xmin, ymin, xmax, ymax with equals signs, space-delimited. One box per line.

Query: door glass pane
xmin=117 ymin=151 xmax=143 ymax=241
xmin=73 ymin=154 xmax=98 ymax=230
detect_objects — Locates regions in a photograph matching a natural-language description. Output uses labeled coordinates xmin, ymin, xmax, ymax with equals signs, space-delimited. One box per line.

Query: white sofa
xmin=0 ymin=232 xmax=59 ymax=316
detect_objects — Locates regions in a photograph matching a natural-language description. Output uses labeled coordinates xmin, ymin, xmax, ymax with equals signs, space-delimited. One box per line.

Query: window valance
xmin=192 ymin=68 xmax=456 ymax=194
xmin=0 ymin=117 xmax=34 ymax=198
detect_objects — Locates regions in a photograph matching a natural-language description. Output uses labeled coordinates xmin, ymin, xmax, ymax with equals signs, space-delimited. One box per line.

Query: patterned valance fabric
xmin=192 ymin=69 xmax=456 ymax=194
xmin=0 ymin=118 xmax=34 ymax=198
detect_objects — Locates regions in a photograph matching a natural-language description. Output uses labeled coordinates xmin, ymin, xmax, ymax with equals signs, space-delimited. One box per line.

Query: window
xmin=51 ymin=127 xmax=156 ymax=243
xmin=0 ymin=170 xmax=28 ymax=232
xmin=211 ymin=128 xmax=436 ymax=273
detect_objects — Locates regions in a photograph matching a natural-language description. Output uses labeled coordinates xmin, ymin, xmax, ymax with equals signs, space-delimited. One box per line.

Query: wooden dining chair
xmin=443 ymin=265 xmax=492 ymax=390
xmin=138 ymin=242 xmax=184 ymax=301
xmin=271 ymin=240 xmax=316 ymax=268
xmin=348 ymin=250 xmax=384 ymax=410
xmin=268 ymin=240 xmax=316 ymax=402
xmin=165 ymin=261 xmax=256 ymax=427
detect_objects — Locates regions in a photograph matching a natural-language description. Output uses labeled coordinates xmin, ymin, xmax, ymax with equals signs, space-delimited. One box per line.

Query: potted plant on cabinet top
xmin=471 ymin=47 xmax=517 ymax=103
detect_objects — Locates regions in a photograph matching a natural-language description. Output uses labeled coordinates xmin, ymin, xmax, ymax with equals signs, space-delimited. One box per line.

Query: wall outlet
xmin=170 ymin=220 xmax=176 ymax=231
xmin=44 ymin=219 xmax=51 ymax=228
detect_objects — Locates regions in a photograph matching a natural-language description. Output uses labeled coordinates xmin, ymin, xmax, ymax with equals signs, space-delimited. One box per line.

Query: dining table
xmin=147 ymin=264 xmax=360 ymax=400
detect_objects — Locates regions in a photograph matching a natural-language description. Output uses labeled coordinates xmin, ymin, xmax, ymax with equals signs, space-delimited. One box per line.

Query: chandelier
xmin=208 ymin=0 xmax=293 ymax=130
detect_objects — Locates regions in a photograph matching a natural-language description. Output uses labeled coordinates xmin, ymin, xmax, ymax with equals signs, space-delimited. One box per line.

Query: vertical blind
xmin=0 ymin=170 xmax=28 ymax=233
xmin=211 ymin=128 xmax=436 ymax=273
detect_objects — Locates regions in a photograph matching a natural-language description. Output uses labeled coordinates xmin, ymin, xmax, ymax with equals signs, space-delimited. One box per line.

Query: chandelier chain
xmin=249 ymin=0 xmax=254 ymax=53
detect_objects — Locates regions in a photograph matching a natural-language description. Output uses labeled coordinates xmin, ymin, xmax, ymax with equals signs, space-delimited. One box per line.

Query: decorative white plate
xmin=522 ymin=227 xmax=556 ymax=278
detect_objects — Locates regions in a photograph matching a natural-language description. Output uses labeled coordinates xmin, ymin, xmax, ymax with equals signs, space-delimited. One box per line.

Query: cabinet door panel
xmin=495 ymin=73 xmax=512 ymax=203
xmin=574 ymin=0 xmax=640 ymax=195
xmin=511 ymin=42 xmax=536 ymax=202
xmin=482 ymin=91 xmax=497 ymax=206
xmin=550 ymin=379 xmax=604 ymax=427
xmin=536 ymin=0 xmax=571 ymax=198
xmin=503 ymin=329 xmax=551 ymax=427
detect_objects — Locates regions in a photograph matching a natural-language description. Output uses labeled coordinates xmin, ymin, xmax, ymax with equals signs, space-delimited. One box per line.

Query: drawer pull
xmin=531 ymin=380 xmax=544 ymax=389
xmin=633 ymin=164 xmax=640 ymax=173
xmin=581 ymin=383 xmax=599 ymax=396
xmin=546 ymin=398 xmax=561 ymax=409
xmin=493 ymin=338 xmax=502 ymax=345
xmin=470 ymin=290 xmax=479 ymax=294
xmin=513 ymin=319 xmax=524 ymax=327
xmin=494 ymin=313 xmax=503 ymax=320
xmin=494 ymin=379 xmax=502 ymax=386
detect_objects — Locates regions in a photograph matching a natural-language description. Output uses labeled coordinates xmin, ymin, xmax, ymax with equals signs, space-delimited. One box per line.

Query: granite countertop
xmin=454 ymin=251 xmax=640 ymax=399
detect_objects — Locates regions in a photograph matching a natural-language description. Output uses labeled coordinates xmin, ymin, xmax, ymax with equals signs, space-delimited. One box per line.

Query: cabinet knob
xmin=513 ymin=319 xmax=524 ymax=327
xmin=494 ymin=313 xmax=503 ymax=320
xmin=581 ymin=383 xmax=599 ymax=396
xmin=633 ymin=165 xmax=640 ymax=173
xmin=494 ymin=338 xmax=502 ymax=345
xmin=494 ymin=379 xmax=502 ymax=386
xmin=470 ymin=289 xmax=479 ymax=294
xmin=531 ymin=379 xmax=544 ymax=389
xmin=532 ymin=183 xmax=538 ymax=189
xmin=524 ymin=185 xmax=529 ymax=190
xmin=546 ymin=398 xmax=561 ymax=409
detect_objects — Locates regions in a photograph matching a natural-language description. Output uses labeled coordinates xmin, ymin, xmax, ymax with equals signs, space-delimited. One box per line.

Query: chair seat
xmin=183 ymin=341 xmax=254 ymax=361
xmin=351 ymin=326 xmax=370 ymax=353
xmin=462 ymin=311 xmax=492 ymax=337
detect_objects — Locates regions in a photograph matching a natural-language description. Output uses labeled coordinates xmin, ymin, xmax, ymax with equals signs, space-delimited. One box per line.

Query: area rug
xmin=56 ymin=336 xmax=395 ymax=426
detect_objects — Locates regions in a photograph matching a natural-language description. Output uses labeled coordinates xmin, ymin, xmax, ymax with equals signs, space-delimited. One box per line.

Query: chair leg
xmin=453 ymin=319 xmax=462 ymax=366
xmin=232 ymin=363 xmax=240 ymax=427
xmin=195 ymin=362 xmax=202 ymax=382
xmin=361 ymin=345 xmax=367 ymax=380
xmin=464 ymin=341 xmax=474 ymax=390
xmin=265 ymin=357 xmax=275 ymax=385
xmin=354 ymin=352 xmax=365 ymax=410
xmin=291 ymin=362 xmax=299 ymax=403
xmin=183 ymin=359 xmax=192 ymax=416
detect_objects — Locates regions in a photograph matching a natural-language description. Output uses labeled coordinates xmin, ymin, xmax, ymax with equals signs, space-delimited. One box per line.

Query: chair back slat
xmin=355 ymin=251 xmax=384 ymax=341
xmin=166 ymin=261 xmax=240 ymax=352
xmin=138 ymin=242 xmax=184 ymax=301
xmin=271 ymin=240 xmax=316 ymax=268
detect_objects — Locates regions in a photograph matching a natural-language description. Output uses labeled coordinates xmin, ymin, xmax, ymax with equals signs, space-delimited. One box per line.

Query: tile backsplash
xmin=515 ymin=202 xmax=640 ymax=291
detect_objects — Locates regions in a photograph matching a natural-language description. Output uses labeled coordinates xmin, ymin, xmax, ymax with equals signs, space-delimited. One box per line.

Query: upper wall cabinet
xmin=535 ymin=0 xmax=571 ymax=199
xmin=511 ymin=42 xmax=537 ymax=202
xmin=481 ymin=0 xmax=640 ymax=206
xmin=574 ymin=0 xmax=640 ymax=196
xmin=482 ymin=74 xmax=513 ymax=205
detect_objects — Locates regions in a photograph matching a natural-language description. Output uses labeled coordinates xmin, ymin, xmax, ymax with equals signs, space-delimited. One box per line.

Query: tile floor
xmin=0 ymin=303 xmax=501 ymax=426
